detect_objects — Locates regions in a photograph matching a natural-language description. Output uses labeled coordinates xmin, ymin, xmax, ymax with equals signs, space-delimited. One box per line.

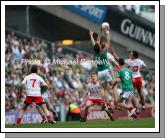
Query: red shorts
xmin=88 ymin=98 xmax=103 ymax=105
xmin=24 ymin=96 xmax=44 ymax=105
xmin=133 ymin=77 xmax=143 ymax=89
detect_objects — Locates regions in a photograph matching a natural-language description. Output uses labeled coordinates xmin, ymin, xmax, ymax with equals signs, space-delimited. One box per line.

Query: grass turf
xmin=6 ymin=118 xmax=154 ymax=128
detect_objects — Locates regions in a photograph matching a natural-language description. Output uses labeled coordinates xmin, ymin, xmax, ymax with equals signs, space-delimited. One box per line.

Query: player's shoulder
xmin=125 ymin=58 xmax=131 ymax=63
xmin=121 ymin=67 xmax=131 ymax=72
xmin=137 ymin=58 xmax=144 ymax=62
xmin=30 ymin=73 xmax=41 ymax=79
xmin=87 ymin=82 xmax=92 ymax=87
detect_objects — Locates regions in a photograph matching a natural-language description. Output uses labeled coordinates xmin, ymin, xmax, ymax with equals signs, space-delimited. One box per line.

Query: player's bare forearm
xmin=89 ymin=30 xmax=95 ymax=46
xmin=110 ymin=48 xmax=119 ymax=61
xmin=96 ymin=28 xmax=102 ymax=43
xmin=114 ymin=61 xmax=120 ymax=68
xmin=104 ymin=28 xmax=110 ymax=49
xmin=90 ymin=36 xmax=95 ymax=46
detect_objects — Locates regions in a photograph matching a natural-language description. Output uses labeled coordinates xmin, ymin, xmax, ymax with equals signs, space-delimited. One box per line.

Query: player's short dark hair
xmin=131 ymin=50 xmax=139 ymax=58
xmin=91 ymin=72 xmax=97 ymax=76
xmin=118 ymin=58 xmax=125 ymax=65
xmin=101 ymin=43 xmax=105 ymax=49
xmin=31 ymin=65 xmax=39 ymax=73
xmin=93 ymin=43 xmax=101 ymax=53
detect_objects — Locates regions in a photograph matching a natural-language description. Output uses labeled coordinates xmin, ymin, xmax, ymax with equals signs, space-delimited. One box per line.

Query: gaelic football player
xmin=112 ymin=58 xmax=138 ymax=119
xmin=80 ymin=72 xmax=114 ymax=122
xmin=16 ymin=65 xmax=56 ymax=125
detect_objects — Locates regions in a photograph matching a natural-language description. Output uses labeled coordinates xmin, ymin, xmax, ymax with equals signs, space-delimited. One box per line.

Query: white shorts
xmin=42 ymin=92 xmax=53 ymax=110
xmin=42 ymin=92 xmax=49 ymax=99
xmin=98 ymin=69 xmax=113 ymax=84
xmin=120 ymin=91 xmax=133 ymax=99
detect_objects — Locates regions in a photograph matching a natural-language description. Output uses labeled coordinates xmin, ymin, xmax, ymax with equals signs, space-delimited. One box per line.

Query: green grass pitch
xmin=6 ymin=118 xmax=154 ymax=128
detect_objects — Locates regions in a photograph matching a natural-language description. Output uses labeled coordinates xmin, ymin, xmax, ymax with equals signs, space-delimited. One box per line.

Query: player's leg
xmin=112 ymin=83 xmax=119 ymax=106
xmin=133 ymin=77 xmax=145 ymax=109
xmin=16 ymin=102 xmax=30 ymax=125
xmin=104 ymin=109 xmax=114 ymax=121
xmin=35 ymin=96 xmax=56 ymax=124
xmin=98 ymin=98 xmax=114 ymax=121
xmin=105 ymin=70 xmax=116 ymax=110
xmin=116 ymin=96 xmax=129 ymax=109
xmin=98 ymin=71 xmax=108 ymax=110
xmin=39 ymin=103 xmax=56 ymax=124
xmin=80 ymin=100 xmax=93 ymax=122
xmin=43 ymin=96 xmax=59 ymax=121
xmin=137 ymin=87 xmax=145 ymax=109
xmin=131 ymin=95 xmax=140 ymax=113
xmin=116 ymin=92 xmax=137 ymax=118
xmin=36 ymin=105 xmax=47 ymax=123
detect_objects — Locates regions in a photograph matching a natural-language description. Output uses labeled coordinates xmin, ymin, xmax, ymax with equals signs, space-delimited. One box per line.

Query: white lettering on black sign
xmin=121 ymin=19 xmax=155 ymax=48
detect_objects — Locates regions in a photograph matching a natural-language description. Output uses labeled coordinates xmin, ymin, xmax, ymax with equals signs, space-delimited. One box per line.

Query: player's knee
xmin=38 ymin=102 xmax=46 ymax=108
xmin=86 ymin=101 xmax=92 ymax=107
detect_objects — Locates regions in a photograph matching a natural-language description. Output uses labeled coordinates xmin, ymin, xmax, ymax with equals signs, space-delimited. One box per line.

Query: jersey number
xmin=125 ymin=71 xmax=130 ymax=80
xmin=132 ymin=66 xmax=139 ymax=72
xmin=30 ymin=79 xmax=37 ymax=88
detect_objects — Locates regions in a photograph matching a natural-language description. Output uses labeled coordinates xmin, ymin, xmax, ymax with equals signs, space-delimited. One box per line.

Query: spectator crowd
xmin=5 ymin=31 xmax=155 ymax=113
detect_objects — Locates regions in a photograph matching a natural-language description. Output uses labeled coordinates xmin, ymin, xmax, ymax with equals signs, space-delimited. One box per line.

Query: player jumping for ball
xmin=80 ymin=72 xmax=114 ymax=122
xmin=89 ymin=26 xmax=119 ymax=111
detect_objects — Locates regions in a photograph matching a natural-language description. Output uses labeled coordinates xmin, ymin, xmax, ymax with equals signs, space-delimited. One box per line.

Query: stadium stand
xmin=5 ymin=30 xmax=155 ymax=114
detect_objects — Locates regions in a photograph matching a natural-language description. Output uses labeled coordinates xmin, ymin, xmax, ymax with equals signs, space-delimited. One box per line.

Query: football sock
xmin=47 ymin=115 xmax=51 ymax=120
xmin=42 ymin=115 xmax=47 ymax=121
xmin=16 ymin=118 xmax=22 ymax=124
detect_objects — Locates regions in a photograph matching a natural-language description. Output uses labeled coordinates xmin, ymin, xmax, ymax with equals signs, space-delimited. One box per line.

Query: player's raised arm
xmin=109 ymin=48 xmax=119 ymax=61
xmin=96 ymin=28 xmax=102 ymax=44
xmin=103 ymin=27 xmax=110 ymax=50
xmin=89 ymin=30 xmax=95 ymax=47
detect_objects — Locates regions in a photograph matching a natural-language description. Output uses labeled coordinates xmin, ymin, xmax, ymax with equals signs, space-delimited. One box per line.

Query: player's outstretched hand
xmin=104 ymin=25 xmax=110 ymax=32
xmin=89 ymin=30 xmax=94 ymax=36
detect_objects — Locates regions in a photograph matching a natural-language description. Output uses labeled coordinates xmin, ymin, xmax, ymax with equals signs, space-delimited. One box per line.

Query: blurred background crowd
xmin=5 ymin=31 xmax=155 ymax=113
xmin=5 ymin=5 xmax=155 ymax=118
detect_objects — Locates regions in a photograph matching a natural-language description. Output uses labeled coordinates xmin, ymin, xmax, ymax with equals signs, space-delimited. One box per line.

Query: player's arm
xmin=103 ymin=27 xmax=110 ymax=50
xmin=109 ymin=48 xmax=119 ymax=61
xmin=45 ymin=80 xmax=49 ymax=85
xmin=140 ymin=60 xmax=146 ymax=69
xmin=39 ymin=76 xmax=48 ymax=88
xmin=89 ymin=30 xmax=95 ymax=46
xmin=96 ymin=28 xmax=102 ymax=44
xmin=43 ymin=75 xmax=49 ymax=85
xmin=107 ymin=52 xmax=120 ymax=68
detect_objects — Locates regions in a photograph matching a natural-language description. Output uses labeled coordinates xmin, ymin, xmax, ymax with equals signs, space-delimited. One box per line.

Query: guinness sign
xmin=121 ymin=19 xmax=155 ymax=48
xmin=105 ymin=7 xmax=155 ymax=48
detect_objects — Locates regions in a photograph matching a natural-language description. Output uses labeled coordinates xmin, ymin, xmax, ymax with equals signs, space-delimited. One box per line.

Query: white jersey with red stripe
xmin=125 ymin=59 xmax=146 ymax=78
xmin=22 ymin=73 xmax=47 ymax=97
xmin=86 ymin=81 xmax=101 ymax=99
